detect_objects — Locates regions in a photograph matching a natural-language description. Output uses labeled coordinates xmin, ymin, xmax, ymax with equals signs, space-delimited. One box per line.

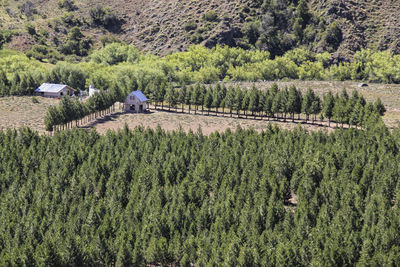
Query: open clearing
xmin=1 ymin=81 xmax=399 ymax=134
xmin=83 ymin=110 xmax=336 ymax=135
xmin=0 ymin=96 xmax=58 ymax=134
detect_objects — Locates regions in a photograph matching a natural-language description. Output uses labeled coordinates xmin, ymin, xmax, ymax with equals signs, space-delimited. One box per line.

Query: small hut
xmin=125 ymin=90 xmax=148 ymax=112
xmin=35 ymin=83 xmax=75 ymax=98
xmin=89 ymin=85 xmax=101 ymax=97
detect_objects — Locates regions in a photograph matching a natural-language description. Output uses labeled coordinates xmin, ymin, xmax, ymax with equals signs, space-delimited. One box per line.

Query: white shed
xmin=125 ymin=90 xmax=148 ymax=112
xmin=35 ymin=83 xmax=75 ymax=98
xmin=89 ymin=85 xmax=101 ymax=97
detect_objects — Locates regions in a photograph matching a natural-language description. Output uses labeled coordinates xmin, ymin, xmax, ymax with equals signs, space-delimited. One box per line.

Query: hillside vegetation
xmin=1 ymin=0 xmax=400 ymax=59
xmin=2 ymin=43 xmax=400 ymax=99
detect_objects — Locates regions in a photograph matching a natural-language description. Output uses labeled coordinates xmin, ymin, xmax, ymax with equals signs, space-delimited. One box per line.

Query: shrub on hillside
xmin=89 ymin=5 xmax=121 ymax=30
xmin=61 ymin=12 xmax=80 ymax=26
xmin=322 ymin=21 xmax=342 ymax=51
xmin=100 ymin=35 xmax=123 ymax=47
xmin=58 ymin=27 xmax=92 ymax=57
xmin=58 ymin=0 xmax=77 ymax=11
xmin=184 ymin=20 xmax=197 ymax=31
xmin=25 ymin=23 xmax=36 ymax=36
xmin=19 ymin=1 xmax=37 ymax=17
xmin=203 ymin=11 xmax=218 ymax=22
xmin=0 ymin=30 xmax=14 ymax=49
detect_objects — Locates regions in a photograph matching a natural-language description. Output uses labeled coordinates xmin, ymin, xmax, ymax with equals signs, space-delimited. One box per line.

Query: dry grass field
xmin=1 ymin=81 xmax=399 ymax=134
xmin=0 ymin=96 xmax=59 ymax=134
xmin=84 ymin=110 xmax=336 ymax=135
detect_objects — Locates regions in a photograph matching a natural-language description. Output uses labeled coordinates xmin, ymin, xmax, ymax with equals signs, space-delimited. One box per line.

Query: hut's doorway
xmin=139 ymin=105 xmax=143 ymax=112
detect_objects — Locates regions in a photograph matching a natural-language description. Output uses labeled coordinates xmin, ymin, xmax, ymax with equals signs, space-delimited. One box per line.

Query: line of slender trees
xmin=150 ymin=83 xmax=386 ymax=128
xmin=44 ymin=87 xmax=124 ymax=132
xmin=44 ymin=82 xmax=386 ymax=133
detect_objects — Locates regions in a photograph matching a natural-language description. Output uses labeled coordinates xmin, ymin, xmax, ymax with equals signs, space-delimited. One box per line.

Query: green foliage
xmin=1 ymin=117 xmax=400 ymax=265
xmin=2 ymin=44 xmax=400 ymax=98
xmin=25 ymin=23 xmax=36 ymax=35
xmin=99 ymin=35 xmax=123 ymax=47
xmin=183 ymin=20 xmax=197 ymax=32
xmin=61 ymin=12 xmax=80 ymax=26
xmin=26 ymin=45 xmax=63 ymax=63
xmin=45 ymin=87 xmax=122 ymax=131
xmin=243 ymin=20 xmax=260 ymax=45
xmin=0 ymin=30 xmax=14 ymax=49
xmin=90 ymin=43 xmax=139 ymax=65
xmin=59 ymin=27 xmax=92 ymax=56
xmin=89 ymin=5 xmax=121 ymax=30
xmin=322 ymin=21 xmax=342 ymax=51
xmin=203 ymin=11 xmax=218 ymax=22
xmin=58 ymin=0 xmax=76 ymax=11
xmin=47 ymin=62 xmax=86 ymax=91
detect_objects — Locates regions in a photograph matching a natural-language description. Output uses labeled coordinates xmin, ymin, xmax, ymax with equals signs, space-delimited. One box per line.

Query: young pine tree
xmin=248 ymin=85 xmax=260 ymax=119
xmin=178 ymin=84 xmax=187 ymax=113
xmin=302 ymin=89 xmax=314 ymax=122
xmin=323 ymin=91 xmax=335 ymax=127
xmin=204 ymin=88 xmax=213 ymax=115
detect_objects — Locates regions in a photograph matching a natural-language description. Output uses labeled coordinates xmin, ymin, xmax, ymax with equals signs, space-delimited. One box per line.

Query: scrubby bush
xmin=203 ymin=11 xmax=218 ymax=22
xmin=322 ymin=21 xmax=342 ymax=51
xmin=19 ymin=1 xmax=37 ymax=17
xmin=0 ymin=30 xmax=13 ymax=49
xmin=89 ymin=5 xmax=121 ymax=30
xmin=61 ymin=12 xmax=80 ymax=26
xmin=183 ymin=20 xmax=197 ymax=31
xmin=58 ymin=27 xmax=92 ymax=57
xmin=58 ymin=0 xmax=77 ymax=11
xmin=90 ymin=43 xmax=139 ymax=65
xmin=25 ymin=23 xmax=36 ymax=35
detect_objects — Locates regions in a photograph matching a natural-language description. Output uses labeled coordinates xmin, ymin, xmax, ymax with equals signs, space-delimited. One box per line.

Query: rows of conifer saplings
xmin=0 ymin=122 xmax=399 ymax=266
xmin=145 ymin=83 xmax=386 ymax=128
xmin=44 ymin=86 xmax=125 ymax=132
xmin=45 ymin=82 xmax=386 ymax=132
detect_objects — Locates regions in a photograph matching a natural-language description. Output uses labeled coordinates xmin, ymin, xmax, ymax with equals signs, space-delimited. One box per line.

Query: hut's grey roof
xmin=35 ymin=83 xmax=74 ymax=93
xmin=130 ymin=90 xmax=148 ymax=102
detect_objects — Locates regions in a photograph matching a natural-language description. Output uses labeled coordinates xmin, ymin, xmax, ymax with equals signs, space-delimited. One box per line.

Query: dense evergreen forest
xmin=1 ymin=121 xmax=400 ymax=266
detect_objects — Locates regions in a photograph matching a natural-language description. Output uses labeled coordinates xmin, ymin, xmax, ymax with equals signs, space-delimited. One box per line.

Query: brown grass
xmin=0 ymin=96 xmax=59 ymax=134
xmin=84 ymin=109 xmax=335 ymax=135
xmin=1 ymin=80 xmax=400 ymax=134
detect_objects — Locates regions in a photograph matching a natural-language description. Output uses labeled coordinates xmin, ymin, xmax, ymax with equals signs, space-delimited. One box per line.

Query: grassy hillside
xmin=1 ymin=0 xmax=400 ymax=59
